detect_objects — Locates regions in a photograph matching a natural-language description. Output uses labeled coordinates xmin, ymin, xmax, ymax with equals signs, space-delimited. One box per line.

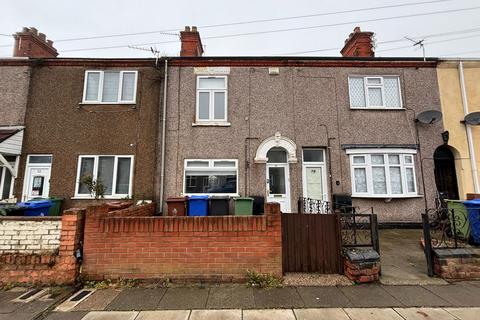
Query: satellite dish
xmin=464 ymin=112 xmax=480 ymax=125
xmin=416 ymin=110 xmax=443 ymax=124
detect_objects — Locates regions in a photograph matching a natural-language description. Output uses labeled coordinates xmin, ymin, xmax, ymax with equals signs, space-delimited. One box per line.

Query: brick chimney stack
xmin=180 ymin=26 xmax=203 ymax=57
xmin=340 ymin=27 xmax=375 ymax=57
xmin=13 ymin=27 xmax=58 ymax=58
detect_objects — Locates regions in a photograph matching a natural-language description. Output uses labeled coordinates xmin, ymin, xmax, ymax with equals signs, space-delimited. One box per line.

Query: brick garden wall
xmin=0 ymin=217 xmax=61 ymax=254
xmin=0 ymin=209 xmax=85 ymax=285
xmin=82 ymin=203 xmax=282 ymax=282
xmin=433 ymin=248 xmax=480 ymax=279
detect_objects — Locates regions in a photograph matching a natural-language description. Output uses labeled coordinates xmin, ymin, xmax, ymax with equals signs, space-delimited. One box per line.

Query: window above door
xmin=348 ymin=76 xmax=402 ymax=109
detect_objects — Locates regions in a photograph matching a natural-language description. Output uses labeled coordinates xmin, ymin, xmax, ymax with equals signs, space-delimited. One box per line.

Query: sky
xmin=1 ymin=0 xmax=480 ymax=59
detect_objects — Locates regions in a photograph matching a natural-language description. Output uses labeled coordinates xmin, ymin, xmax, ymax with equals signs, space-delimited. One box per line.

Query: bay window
xmin=196 ymin=76 xmax=228 ymax=123
xmin=347 ymin=149 xmax=417 ymax=197
xmin=184 ymin=159 xmax=237 ymax=195
xmin=75 ymin=155 xmax=133 ymax=198
xmin=349 ymin=76 xmax=402 ymax=109
xmin=82 ymin=70 xmax=138 ymax=104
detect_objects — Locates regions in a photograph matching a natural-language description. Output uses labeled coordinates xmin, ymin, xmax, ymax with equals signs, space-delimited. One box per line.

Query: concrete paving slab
xmin=444 ymin=307 xmax=480 ymax=320
xmin=294 ymin=308 xmax=350 ymax=320
xmin=190 ymin=309 xmax=241 ymax=320
xmin=206 ymin=286 xmax=254 ymax=309
xmin=253 ymin=288 xmax=304 ymax=309
xmin=340 ymin=285 xmax=402 ymax=307
xmin=423 ymin=284 xmax=480 ymax=307
xmin=296 ymin=286 xmax=352 ymax=307
xmin=382 ymin=285 xmax=452 ymax=307
xmin=344 ymin=308 xmax=404 ymax=320
xmin=44 ymin=311 xmax=89 ymax=320
xmin=394 ymin=308 xmax=457 ymax=320
xmin=136 ymin=310 xmax=190 ymax=320
xmin=81 ymin=311 xmax=138 ymax=320
xmin=243 ymin=309 xmax=296 ymax=320
xmin=74 ymin=289 xmax=121 ymax=311
xmin=106 ymin=288 xmax=165 ymax=311
xmin=157 ymin=288 xmax=209 ymax=310
xmin=0 ymin=301 xmax=19 ymax=314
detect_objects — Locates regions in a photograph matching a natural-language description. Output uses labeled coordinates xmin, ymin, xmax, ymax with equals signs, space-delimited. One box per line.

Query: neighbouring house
xmin=3 ymin=28 xmax=161 ymax=208
xmin=436 ymin=59 xmax=480 ymax=200
xmin=158 ymin=26 xmax=445 ymax=222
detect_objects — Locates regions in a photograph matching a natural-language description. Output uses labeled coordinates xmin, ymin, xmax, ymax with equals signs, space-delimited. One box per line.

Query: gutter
xmin=458 ymin=61 xmax=480 ymax=193
xmin=159 ymin=59 xmax=168 ymax=213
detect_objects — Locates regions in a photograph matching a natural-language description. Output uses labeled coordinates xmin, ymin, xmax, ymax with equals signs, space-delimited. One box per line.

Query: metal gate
xmin=281 ymin=212 xmax=342 ymax=274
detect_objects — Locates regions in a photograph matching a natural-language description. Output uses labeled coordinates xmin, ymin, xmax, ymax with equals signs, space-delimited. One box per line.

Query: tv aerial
xmin=416 ymin=110 xmax=443 ymax=124
xmin=405 ymin=36 xmax=426 ymax=62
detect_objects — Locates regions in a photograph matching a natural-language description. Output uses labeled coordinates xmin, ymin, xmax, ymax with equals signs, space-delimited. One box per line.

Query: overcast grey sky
xmin=1 ymin=0 xmax=479 ymax=58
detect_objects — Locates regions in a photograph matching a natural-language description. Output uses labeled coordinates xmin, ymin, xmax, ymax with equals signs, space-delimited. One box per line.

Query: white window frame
xmin=74 ymin=155 xmax=134 ymax=199
xmin=348 ymin=75 xmax=403 ymax=109
xmin=301 ymin=148 xmax=328 ymax=201
xmin=195 ymin=76 xmax=228 ymax=123
xmin=346 ymin=148 xmax=418 ymax=198
xmin=183 ymin=159 xmax=238 ymax=196
xmin=0 ymin=157 xmax=17 ymax=200
xmin=82 ymin=70 xmax=138 ymax=104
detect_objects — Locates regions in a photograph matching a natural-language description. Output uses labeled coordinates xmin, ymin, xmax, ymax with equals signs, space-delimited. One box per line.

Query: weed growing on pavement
xmin=246 ymin=270 xmax=283 ymax=288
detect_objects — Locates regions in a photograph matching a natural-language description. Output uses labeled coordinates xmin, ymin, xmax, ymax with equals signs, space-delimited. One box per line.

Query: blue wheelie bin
xmin=463 ymin=199 xmax=480 ymax=245
xmin=188 ymin=195 xmax=209 ymax=216
xmin=17 ymin=200 xmax=52 ymax=216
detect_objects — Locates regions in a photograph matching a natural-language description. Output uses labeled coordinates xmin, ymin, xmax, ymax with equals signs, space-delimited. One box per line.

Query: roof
xmin=0 ymin=129 xmax=19 ymax=143
xmin=0 ymin=55 xmax=438 ymax=68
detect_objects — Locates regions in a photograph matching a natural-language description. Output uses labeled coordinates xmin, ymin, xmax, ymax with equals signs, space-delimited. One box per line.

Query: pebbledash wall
xmin=0 ymin=210 xmax=84 ymax=285
xmin=82 ymin=202 xmax=282 ymax=281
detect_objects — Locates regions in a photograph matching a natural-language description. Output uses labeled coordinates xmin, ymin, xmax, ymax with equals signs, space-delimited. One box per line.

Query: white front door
xmin=266 ymin=163 xmax=291 ymax=213
xmin=303 ymin=165 xmax=327 ymax=200
xmin=24 ymin=166 xmax=51 ymax=200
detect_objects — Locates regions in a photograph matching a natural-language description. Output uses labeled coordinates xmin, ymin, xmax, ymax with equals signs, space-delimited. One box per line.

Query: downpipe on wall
xmin=159 ymin=59 xmax=168 ymax=212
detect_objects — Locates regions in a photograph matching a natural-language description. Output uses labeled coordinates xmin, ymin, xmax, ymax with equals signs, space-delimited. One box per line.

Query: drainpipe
xmin=458 ymin=61 xmax=480 ymax=193
xmin=159 ymin=59 xmax=168 ymax=213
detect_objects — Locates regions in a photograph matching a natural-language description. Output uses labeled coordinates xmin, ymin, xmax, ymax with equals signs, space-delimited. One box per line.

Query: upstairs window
xmin=348 ymin=76 xmax=402 ymax=109
xmin=196 ymin=76 xmax=228 ymax=123
xmin=83 ymin=71 xmax=138 ymax=104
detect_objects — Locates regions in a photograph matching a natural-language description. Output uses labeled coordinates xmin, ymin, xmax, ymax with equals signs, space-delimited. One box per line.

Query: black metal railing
xmin=422 ymin=207 xmax=470 ymax=276
xmin=297 ymin=197 xmax=358 ymax=214
xmin=339 ymin=211 xmax=380 ymax=255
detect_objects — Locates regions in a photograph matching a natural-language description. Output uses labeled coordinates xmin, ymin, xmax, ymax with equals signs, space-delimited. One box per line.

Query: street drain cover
xmin=18 ymin=288 xmax=42 ymax=300
xmin=69 ymin=290 xmax=92 ymax=302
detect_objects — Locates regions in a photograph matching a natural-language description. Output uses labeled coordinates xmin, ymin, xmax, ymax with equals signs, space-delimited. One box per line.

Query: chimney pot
xmin=192 ymin=26 xmax=197 ymax=32
xmin=47 ymin=40 xmax=53 ymax=46
xmin=340 ymin=26 xmax=375 ymax=58
xmin=38 ymin=33 xmax=46 ymax=41
xmin=184 ymin=26 xmax=191 ymax=32
xmin=22 ymin=27 xmax=29 ymax=33
xmin=29 ymin=27 xmax=38 ymax=35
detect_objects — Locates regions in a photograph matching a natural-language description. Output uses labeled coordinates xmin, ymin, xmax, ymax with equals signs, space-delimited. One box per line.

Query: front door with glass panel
xmin=23 ymin=155 xmax=52 ymax=201
xmin=266 ymin=148 xmax=291 ymax=213
xmin=302 ymin=149 xmax=327 ymax=200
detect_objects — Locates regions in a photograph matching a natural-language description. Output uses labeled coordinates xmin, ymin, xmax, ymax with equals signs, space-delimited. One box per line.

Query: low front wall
xmin=0 ymin=217 xmax=62 ymax=254
xmin=433 ymin=248 xmax=480 ymax=279
xmin=82 ymin=203 xmax=282 ymax=282
xmin=0 ymin=209 xmax=84 ymax=285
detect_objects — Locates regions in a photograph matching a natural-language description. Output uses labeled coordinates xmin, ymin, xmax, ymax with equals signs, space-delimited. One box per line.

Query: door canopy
xmin=254 ymin=132 xmax=298 ymax=163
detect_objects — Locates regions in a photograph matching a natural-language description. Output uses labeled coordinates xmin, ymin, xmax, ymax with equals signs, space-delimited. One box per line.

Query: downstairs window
xmin=184 ymin=159 xmax=237 ymax=195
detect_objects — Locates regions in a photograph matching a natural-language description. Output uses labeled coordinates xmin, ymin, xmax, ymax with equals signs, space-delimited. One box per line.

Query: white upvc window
xmin=348 ymin=76 xmax=402 ymax=109
xmin=196 ymin=76 xmax=228 ymax=123
xmin=75 ymin=155 xmax=134 ymax=198
xmin=183 ymin=159 xmax=237 ymax=196
xmin=82 ymin=70 xmax=138 ymax=104
xmin=347 ymin=149 xmax=417 ymax=198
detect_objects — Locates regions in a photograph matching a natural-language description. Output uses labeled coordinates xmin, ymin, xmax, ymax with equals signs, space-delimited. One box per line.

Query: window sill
xmin=79 ymin=102 xmax=136 ymax=106
xmin=71 ymin=196 xmax=131 ymax=200
xmin=192 ymin=122 xmax=231 ymax=127
xmin=349 ymin=107 xmax=405 ymax=111
xmin=351 ymin=194 xmax=423 ymax=199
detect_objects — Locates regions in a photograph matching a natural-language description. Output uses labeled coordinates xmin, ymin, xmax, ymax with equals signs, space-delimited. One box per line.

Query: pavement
xmin=30 ymin=281 xmax=480 ymax=319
